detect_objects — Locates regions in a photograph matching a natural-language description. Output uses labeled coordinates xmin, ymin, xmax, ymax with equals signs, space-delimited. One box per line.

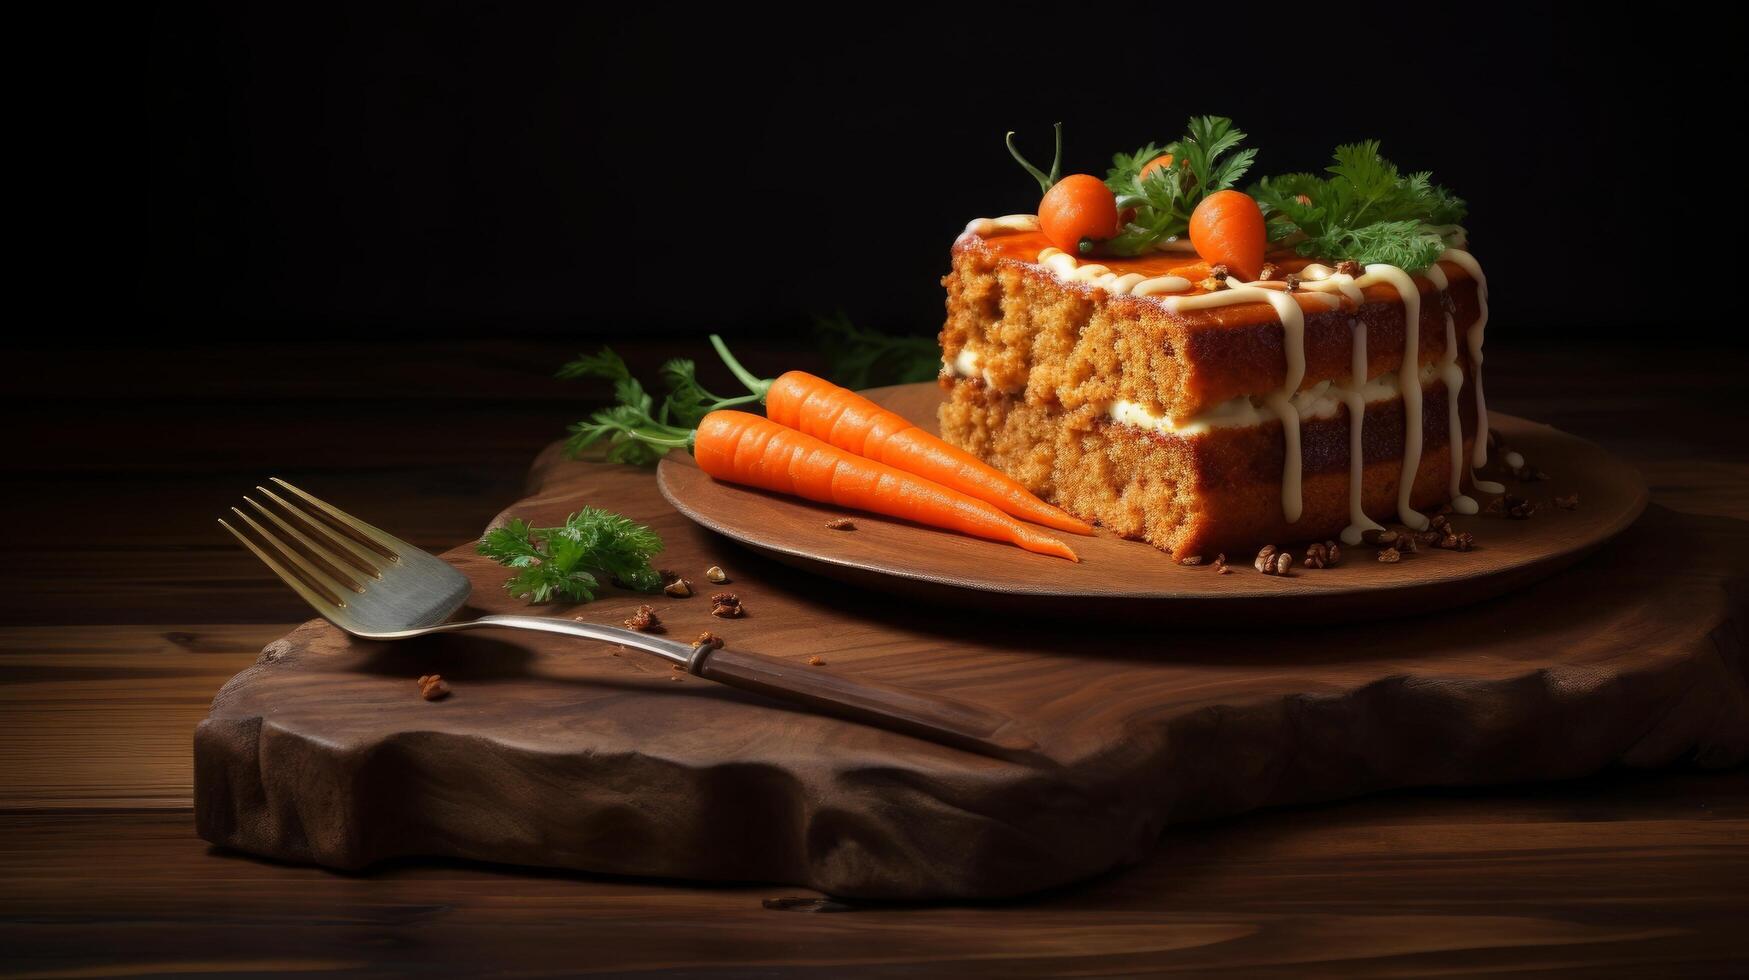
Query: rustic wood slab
xmin=196 ymin=450 xmax=1749 ymax=899
xmin=658 ymin=385 xmax=1647 ymax=623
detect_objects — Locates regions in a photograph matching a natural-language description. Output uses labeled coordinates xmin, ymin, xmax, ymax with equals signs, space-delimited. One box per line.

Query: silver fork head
xmin=219 ymin=478 xmax=472 ymax=636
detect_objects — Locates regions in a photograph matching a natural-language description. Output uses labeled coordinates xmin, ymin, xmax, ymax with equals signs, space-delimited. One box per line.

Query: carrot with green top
xmin=762 ymin=368 xmax=1093 ymax=535
xmin=692 ymin=411 xmax=1077 ymax=561
xmin=560 ymin=338 xmax=1093 ymax=536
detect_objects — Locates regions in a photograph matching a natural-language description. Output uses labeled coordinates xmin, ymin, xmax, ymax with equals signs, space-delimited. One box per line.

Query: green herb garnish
xmin=477 ymin=509 xmax=664 ymax=603
xmin=560 ymin=323 xmax=938 ymax=465
xmin=814 ymin=314 xmax=939 ymax=390
xmin=1251 ymin=140 xmax=1467 ymax=272
xmin=559 ymin=341 xmax=767 ymax=464
xmin=1102 ymin=116 xmax=1257 ymax=256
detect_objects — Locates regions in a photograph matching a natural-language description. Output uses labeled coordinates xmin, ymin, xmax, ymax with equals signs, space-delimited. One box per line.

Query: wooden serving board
xmin=196 ymin=448 xmax=1749 ymax=900
xmin=658 ymin=385 xmax=1648 ymax=623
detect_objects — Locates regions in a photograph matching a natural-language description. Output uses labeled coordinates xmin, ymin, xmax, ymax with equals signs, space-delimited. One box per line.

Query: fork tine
xmin=229 ymin=507 xmax=358 ymax=606
xmin=219 ymin=517 xmax=348 ymax=616
xmin=250 ymin=487 xmax=384 ymax=579
xmin=242 ymin=495 xmax=370 ymax=590
xmin=268 ymin=478 xmax=406 ymax=561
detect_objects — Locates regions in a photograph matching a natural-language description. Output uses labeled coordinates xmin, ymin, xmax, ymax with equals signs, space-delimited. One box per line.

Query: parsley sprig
xmin=814 ymin=313 xmax=939 ymax=390
xmin=1251 ymin=140 xmax=1467 ymax=272
xmin=476 ymin=509 xmax=664 ymax=604
xmin=559 ymin=340 xmax=768 ymax=465
xmin=1102 ymin=116 xmax=1257 ymax=256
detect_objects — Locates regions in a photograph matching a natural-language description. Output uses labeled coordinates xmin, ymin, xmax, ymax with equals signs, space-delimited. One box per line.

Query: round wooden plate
xmin=657 ymin=383 xmax=1648 ymax=623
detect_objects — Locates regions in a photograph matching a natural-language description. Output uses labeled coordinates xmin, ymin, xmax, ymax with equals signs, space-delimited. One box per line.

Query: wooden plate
xmin=657 ymin=383 xmax=1647 ymax=623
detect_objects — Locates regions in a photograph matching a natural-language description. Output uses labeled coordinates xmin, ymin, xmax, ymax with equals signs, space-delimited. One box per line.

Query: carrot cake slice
xmin=938 ymin=118 xmax=1497 ymax=558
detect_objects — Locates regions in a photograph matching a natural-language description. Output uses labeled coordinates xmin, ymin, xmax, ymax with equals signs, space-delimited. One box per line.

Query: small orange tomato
xmin=1039 ymin=174 xmax=1121 ymax=254
xmin=1139 ymin=153 xmax=1175 ymax=179
xmin=1188 ymin=189 xmax=1267 ymax=282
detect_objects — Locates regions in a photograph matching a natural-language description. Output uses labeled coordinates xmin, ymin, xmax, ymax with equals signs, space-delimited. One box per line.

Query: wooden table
xmin=4 ymin=339 xmax=1746 ymax=976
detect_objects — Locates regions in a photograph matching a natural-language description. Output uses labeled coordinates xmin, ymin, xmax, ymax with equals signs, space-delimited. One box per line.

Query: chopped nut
xmin=705 ymin=565 xmax=728 ymax=583
xmin=1255 ymin=545 xmax=1292 ymax=576
xmin=709 ymin=592 xmax=744 ymax=618
xmin=1415 ymin=529 xmax=1443 ymax=546
xmin=1257 ymin=262 xmax=1279 ymax=281
xmin=1429 ymin=513 xmax=1451 ymax=532
xmin=1484 ymin=496 xmax=1505 ymax=516
xmin=1335 ymin=260 xmax=1363 ymax=277
xmin=663 ymin=577 xmax=693 ymax=598
xmin=1304 ymin=540 xmax=1341 ymax=569
xmin=824 ymin=517 xmax=857 ymax=530
xmin=1216 ymin=565 xmax=1234 ymax=575
xmin=693 ymin=631 xmax=725 ymax=650
xmin=1178 ymin=555 xmax=1205 ymax=566
xmin=1253 ymin=544 xmax=1277 ymax=573
xmin=1504 ymin=495 xmax=1538 ymax=520
xmin=1209 ymin=263 xmax=1230 ymax=281
xmin=1377 ymin=547 xmax=1402 ymax=563
xmin=1362 ymin=528 xmax=1400 ymax=548
xmin=1197 ymin=275 xmax=1226 ymax=292
xmin=1283 ymin=273 xmax=1302 ymax=292
xmin=623 ymin=604 xmax=662 ymax=632
xmin=1555 ymin=493 xmax=1579 ymax=510
xmin=1436 ymin=531 xmax=1476 ymax=552
xmin=806 ymin=655 xmax=826 ymax=667
xmin=418 ymin=674 xmax=450 ymax=701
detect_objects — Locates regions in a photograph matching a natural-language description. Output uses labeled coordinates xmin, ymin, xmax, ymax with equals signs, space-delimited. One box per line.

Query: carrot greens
xmin=1250 ymin=140 xmax=1467 ymax=271
xmin=1102 ymin=116 xmax=1257 ymax=257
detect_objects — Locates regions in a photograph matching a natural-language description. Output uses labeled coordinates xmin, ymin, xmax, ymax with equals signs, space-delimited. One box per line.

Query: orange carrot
xmin=693 ymin=411 xmax=1078 ymax=561
xmin=1188 ymin=189 xmax=1267 ymax=282
xmin=1038 ymin=173 xmax=1121 ymax=255
xmin=762 ymin=370 xmax=1094 ymax=536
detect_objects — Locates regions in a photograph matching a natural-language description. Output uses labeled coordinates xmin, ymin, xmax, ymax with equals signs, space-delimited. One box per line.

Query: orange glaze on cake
xmin=959 ymin=229 xmax=1476 ymax=319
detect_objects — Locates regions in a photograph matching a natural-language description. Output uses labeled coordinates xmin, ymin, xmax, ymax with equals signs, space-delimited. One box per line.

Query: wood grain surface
xmin=195 ymin=408 xmax=1740 ymax=899
xmin=4 ymin=339 xmax=1747 ymax=975
xmin=660 ymin=389 xmax=1648 ymax=622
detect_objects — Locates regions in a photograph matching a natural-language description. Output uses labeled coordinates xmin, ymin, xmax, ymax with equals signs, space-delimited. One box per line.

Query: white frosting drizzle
xmin=1036 ymin=247 xmax=1192 ymax=297
xmin=1166 ymin=287 xmax=1306 ymax=523
xmin=1424 ymin=263 xmax=1479 ymax=516
xmin=1339 ymin=316 xmax=1385 ymax=545
xmin=963 ymin=214 xmax=1040 ymax=237
xmin=1438 ymin=248 xmax=1494 ymax=479
xmin=1356 ymin=264 xmax=1430 ymax=530
xmin=1293 ymin=265 xmax=1365 ymax=306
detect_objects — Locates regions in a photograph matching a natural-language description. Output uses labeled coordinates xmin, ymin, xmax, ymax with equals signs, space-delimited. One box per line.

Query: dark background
xmin=72 ymin=4 xmax=1749 ymax=347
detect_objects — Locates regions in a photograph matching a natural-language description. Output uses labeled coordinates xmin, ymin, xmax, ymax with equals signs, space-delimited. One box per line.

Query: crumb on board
xmin=623 ymin=604 xmax=662 ymax=632
xmin=710 ymin=592 xmax=744 ymax=618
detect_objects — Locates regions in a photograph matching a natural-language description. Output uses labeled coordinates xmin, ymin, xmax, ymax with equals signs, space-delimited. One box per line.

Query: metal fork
xmin=220 ymin=479 xmax=1042 ymax=763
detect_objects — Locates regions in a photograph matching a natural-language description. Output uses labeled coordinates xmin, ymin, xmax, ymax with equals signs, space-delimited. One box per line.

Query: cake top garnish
xmin=1002 ymin=117 xmax=1469 ymax=276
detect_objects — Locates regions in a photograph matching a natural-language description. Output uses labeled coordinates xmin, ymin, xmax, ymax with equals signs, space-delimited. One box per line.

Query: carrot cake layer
xmin=943 ymin=121 xmax=1494 ymax=553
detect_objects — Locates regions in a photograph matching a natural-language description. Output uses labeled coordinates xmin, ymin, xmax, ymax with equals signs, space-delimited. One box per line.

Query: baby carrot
xmin=763 ymin=370 xmax=1094 ymax=536
xmin=693 ymin=411 xmax=1078 ymax=561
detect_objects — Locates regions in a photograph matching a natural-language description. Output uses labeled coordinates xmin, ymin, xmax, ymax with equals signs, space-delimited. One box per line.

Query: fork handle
xmin=691 ymin=645 xmax=1046 ymax=766
xmin=446 ymin=615 xmax=1046 ymax=766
